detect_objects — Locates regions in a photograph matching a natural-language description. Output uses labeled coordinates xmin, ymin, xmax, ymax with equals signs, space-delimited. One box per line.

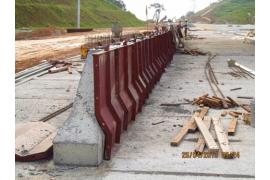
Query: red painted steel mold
xmin=93 ymin=52 xmax=117 ymax=160
xmin=131 ymin=42 xmax=147 ymax=109
xmin=115 ymin=47 xmax=136 ymax=127
xmin=93 ymin=31 xmax=176 ymax=160
xmin=107 ymin=50 xmax=125 ymax=140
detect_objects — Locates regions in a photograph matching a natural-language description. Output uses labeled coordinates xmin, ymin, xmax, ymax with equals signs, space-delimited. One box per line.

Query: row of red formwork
xmin=92 ymin=31 xmax=176 ymax=160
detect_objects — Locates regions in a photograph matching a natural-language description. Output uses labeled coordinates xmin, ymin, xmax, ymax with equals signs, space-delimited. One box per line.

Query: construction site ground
xmin=15 ymin=24 xmax=255 ymax=179
xmin=15 ymin=27 xmax=149 ymax=72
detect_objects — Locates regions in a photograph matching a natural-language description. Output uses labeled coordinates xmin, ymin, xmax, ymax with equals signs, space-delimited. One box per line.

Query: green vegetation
xmin=16 ymin=0 xmax=144 ymax=29
xmin=195 ymin=0 xmax=255 ymax=24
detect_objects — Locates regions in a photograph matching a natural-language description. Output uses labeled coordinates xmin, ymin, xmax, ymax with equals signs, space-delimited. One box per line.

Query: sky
xmin=122 ymin=0 xmax=219 ymax=20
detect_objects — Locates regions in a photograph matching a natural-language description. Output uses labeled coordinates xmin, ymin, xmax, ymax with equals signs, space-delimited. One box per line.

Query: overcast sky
xmin=123 ymin=0 xmax=219 ymax=20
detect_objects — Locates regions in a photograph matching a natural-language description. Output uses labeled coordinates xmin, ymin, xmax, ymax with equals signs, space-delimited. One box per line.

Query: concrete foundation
xmin=53 ymin=53 xmax=105 ymax=166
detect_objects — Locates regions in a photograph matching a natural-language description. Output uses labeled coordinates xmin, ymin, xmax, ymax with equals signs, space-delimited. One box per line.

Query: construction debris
xmin=229 ymin=111 xmax=239 ymax=118
xmin=228 ymin=117 xmax=238 ymax=136
xmin=243 ymin=113 xmax=251 ymax=125
xmin=227 ymin=59 xmax=255 ymax=77
xmin=48 ymin=60 xmax=72 ymax=74
xmin=180 ymin=48 xmax=207 ymax=56
xmin=221 ymin=111 xmax=227 ymax=117
xmin=195 ymin=117 xmax=219 ymax=152
xmin=152 ymin=121 xmax=165 ymax=125
xmin=16 ymin=122 xmax=57 ymax=161
xmin=212 ymin=118 xmax=235 ymax=159
xmin=230 ymin=87 xmax=242 ymax=91
xmin=188 ymin=107 xmax=209 ymax=133
xmin=205 ymin=54 xmax=229 ymax=108
xmin=170 ymin=119 xmax=192 ymax=146
xmin=194 ymin=116 xmax=212 ymax=152
xmin=192 ymin=94 xmax=239 ymax=109
xmin=237 ymin=96 xmax=254 ymax=99
xmin=170 ymin=107 xmax=209 ymax=146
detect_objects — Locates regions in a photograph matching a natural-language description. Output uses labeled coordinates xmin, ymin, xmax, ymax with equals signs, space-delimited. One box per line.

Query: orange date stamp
xmin=181 ymin=151 xmax=240 ymax=158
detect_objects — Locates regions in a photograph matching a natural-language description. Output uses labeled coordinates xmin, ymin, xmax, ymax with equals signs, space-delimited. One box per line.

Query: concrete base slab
xmin=53 ymin=54 xmax=105 ymax=166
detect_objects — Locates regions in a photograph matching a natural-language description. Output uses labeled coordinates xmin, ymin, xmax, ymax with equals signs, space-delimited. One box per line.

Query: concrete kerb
xmin=53 ymin=50 xmax=105 ymax=166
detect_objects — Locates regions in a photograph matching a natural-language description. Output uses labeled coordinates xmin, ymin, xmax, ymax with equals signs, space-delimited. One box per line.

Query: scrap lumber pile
xmin=170 ymin=107 xmax=239 ymax=159
xmin=181 ymin=48 xmax=207 ymax=56
xmin=48 ymin=60 xmax=72 ymax=74
xmin=192 ymin=94 xmax=238 ymax=109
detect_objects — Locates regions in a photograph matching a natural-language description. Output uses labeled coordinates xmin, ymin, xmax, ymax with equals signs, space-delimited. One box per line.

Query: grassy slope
xmin=16 ymin=0 xmax=144 ymax=28
xmin=195 ymin=0 xmax=255 ymax=24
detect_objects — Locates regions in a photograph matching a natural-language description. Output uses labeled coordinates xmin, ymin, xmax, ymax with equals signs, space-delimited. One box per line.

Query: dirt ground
xmin=15 ymin=27 xmax=151 ymax=72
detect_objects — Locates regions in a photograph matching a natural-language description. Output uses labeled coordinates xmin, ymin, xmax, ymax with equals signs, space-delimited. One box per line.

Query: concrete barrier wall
xmin=53 ymin=31 xmax=176 ymax=166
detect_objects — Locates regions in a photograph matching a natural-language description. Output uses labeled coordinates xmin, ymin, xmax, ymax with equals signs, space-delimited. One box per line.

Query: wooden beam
xmin=228 ymin=118 xmax=238 ymax=136
xmin=188 ymin=107 xmax=209 ymax=133
xmin=170 ymin=120 xmax=193 ymax=146
xmin=212 ymin=118 xmax=235 ymax=158
xmin=229 ymin=111 xmax=239 ymax=118
xmin=194 ymin=116 xmax=212 ymax=152
xmin=226 ymin=96 xmax=239 ymax=106
xmin=195 ymin=117 xmax=219 ymax=152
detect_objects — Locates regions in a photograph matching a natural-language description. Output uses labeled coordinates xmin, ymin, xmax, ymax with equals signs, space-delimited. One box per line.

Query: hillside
xmin=193 ymin=0 xmax=255 ymax=24
xmin=15 ymin=0 xmax=144 ymax=28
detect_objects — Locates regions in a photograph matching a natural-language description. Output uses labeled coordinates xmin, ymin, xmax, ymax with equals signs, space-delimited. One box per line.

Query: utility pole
xmin=77 ymin=0 xmax=80 ymax=28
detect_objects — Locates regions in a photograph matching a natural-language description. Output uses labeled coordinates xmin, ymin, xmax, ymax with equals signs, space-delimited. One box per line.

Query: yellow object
xmin=81 ymin=46 xmax=89 ymax=59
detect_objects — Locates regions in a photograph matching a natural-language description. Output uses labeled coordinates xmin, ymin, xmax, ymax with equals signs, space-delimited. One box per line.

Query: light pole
xmin=77 ymin=0 xmax=80 ymax=28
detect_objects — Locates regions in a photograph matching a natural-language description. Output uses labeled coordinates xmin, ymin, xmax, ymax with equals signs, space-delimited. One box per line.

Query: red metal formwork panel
xmin=159 ymin=34 xmax=167 ymax=67
xmin=93 ymin=52 xmax=117 ymax=160
xmin=107 ymin=49 xmax=125 ymax=138
xmin=137 ymin=40 xmax=151 ymax=95
xmin=125 ymin=44 xmax=141 ymax=115
xmin=149 ymin=36 xmax=159 ymax=83
xmin=163 ymin=33 xmax=170 ymax=65
xmin=142 ymin=39 xmax=153 ymax=88
xmin=115 ymin=47 xmax=136 ymax=128
xmin=143 ymin=38 xmax=155 ymax=90
xmin=147 ymin=38 xmax=157 ymax=86
xmin=131 ymin=42 xmax=148 ymax=107
xmin=167 ymin=31 xmax=175 ymax=61
xmin=153 ymin=36 xmax=163 ymax=79
xmin=164 ymin=32 xmax=171 ymax=64
xmin=117 ymin=46 xmax=138 ymax=121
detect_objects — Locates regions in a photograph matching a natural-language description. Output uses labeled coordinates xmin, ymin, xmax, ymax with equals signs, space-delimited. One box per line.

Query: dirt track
xmin=15 ymin=27 xmax=149 ymax=72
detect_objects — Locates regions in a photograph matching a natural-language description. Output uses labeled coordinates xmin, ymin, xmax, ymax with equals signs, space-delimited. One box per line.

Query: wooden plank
xmin=15 ymin=122 xmax=57 ymax=161
xmin=194 ymin=116 xmax=212 ymax=152
xmin=170 ymin=120 xmax=192 ymax=146
xmin=188 ymin=107 xmax=209 ymax=133
xmin=229 ymin=111 xmax=239 ymax=118
xmin=228 ymin=118 xmax=238 ymax=136
xmin=221 ymin=111 xmax=227 ymax=117
xmin=192 ymin=93 xmax=208 ymax=105
xmin=212 ymin=118 xmax=235 ymax=158
xmin=195 ymin=117 xmax=219 ymax=152
xmin=240 ymin=104 xmax=251 ymax=113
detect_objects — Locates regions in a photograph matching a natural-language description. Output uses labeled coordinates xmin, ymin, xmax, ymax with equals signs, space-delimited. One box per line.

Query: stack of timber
xmin=170 ymin=107 xmax=238 ymax=159
xmin=192 ymin=94 xmax=239 ymax=109
xmin=181 ymin=48 xmax=207 ymax=56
